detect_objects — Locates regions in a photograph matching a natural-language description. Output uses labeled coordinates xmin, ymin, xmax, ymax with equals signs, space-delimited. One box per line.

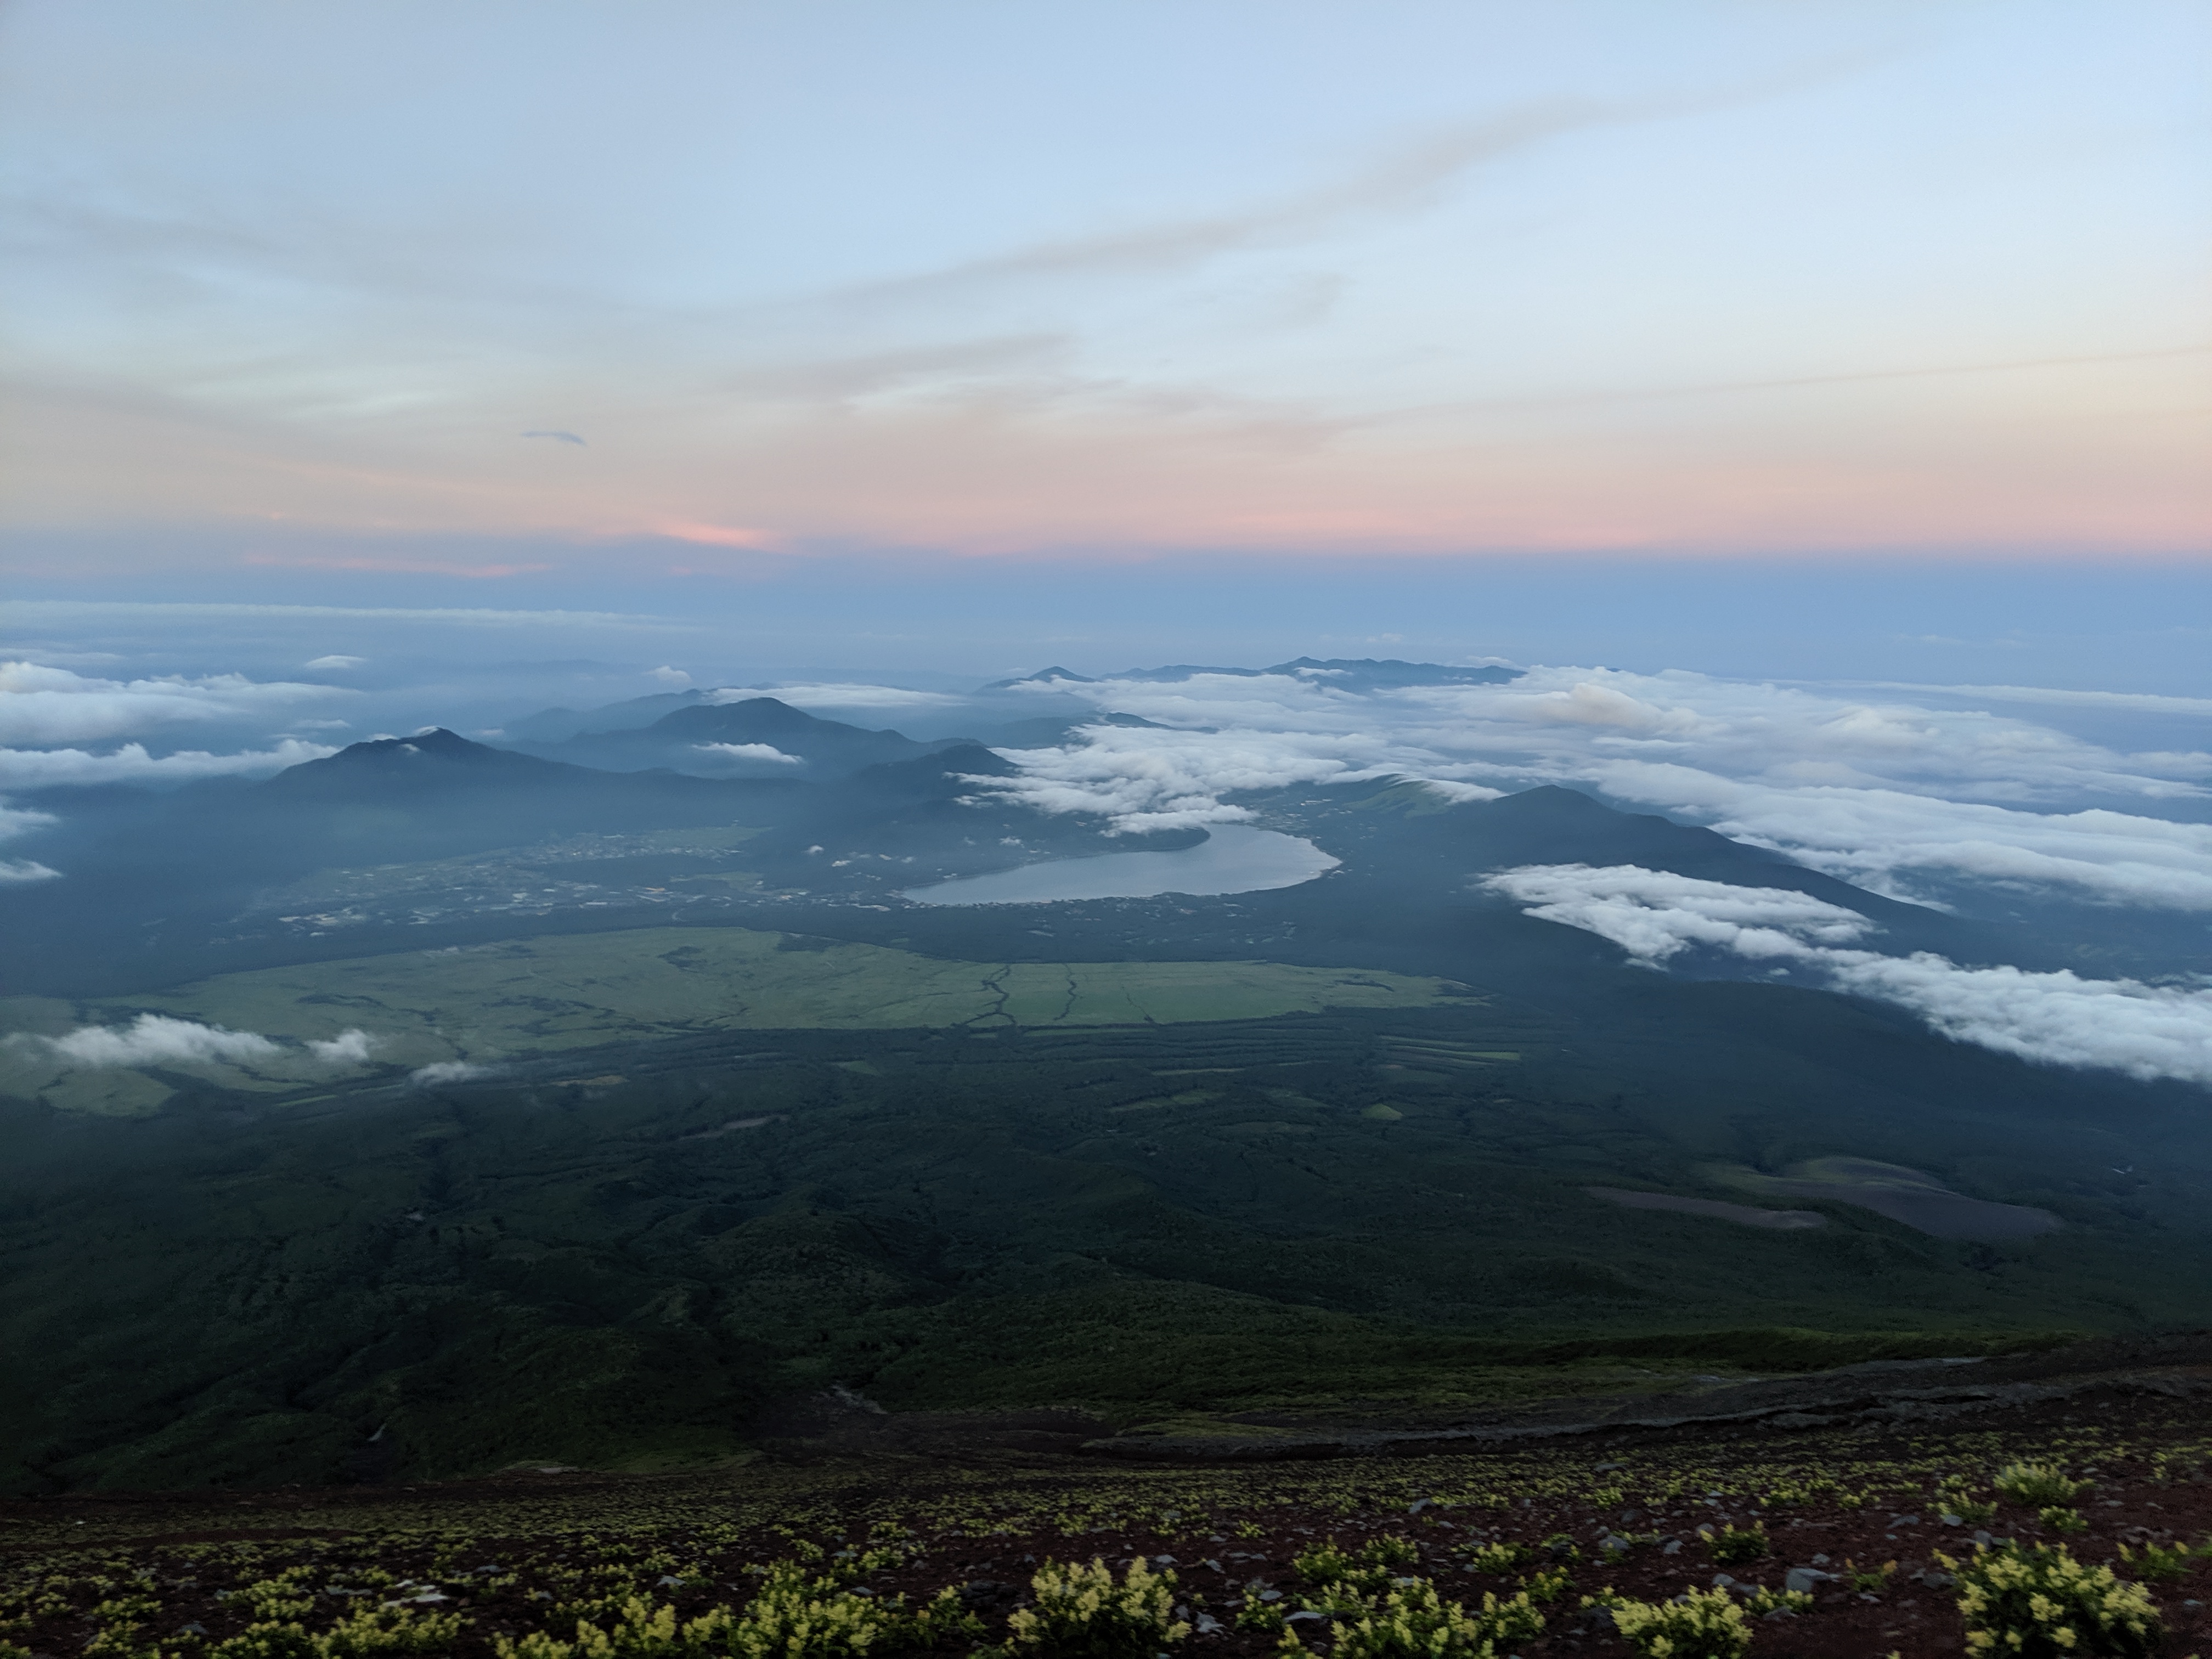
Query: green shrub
xmin=1460 ymin=1544 xmax=1528 ymax=1576
xmin=202 ymin=1608 xmax=464 ymax=1659
xmin=1942 ymin=1542 xmax=2162 ymax=1658
xmin=1294 ymin=1538 xmax=1419 ymax=1595
xmin=1605 ymin=1587 xmax=1752 ymax=1659
xmin=1742 ymin=1588 xmax=1811 ymax=1619
xmin=1842 ymin=1559 xmax=1897 ymax=1594
xmin=1301 ymin=1581 xmax=1542 ymax=1659
xmin=2115 ymin=1541 xmax=2195 ymax=1582
xmin=223 ymin=1570 xmax=321 ymax=1624
xmin=2040 ymin=1506 xmax=2089 ymax=1536
xmin=1003 ymin=1559 xmax=1188 ymax=1659
xmin=1516 ymin=1567 xmax=1571 ymax=1605
xmin=211 ymin=1625 xmax=320 ymax=1659
xmin=318 ymin=1605 xmax=468 ymax=1657
xmin=1937 ymin=1475 xmax=1999 ymax=1526
xmin=1234 ymin=1596 xmax=1286 ymax=1636
xmin=725 ymin=1569 xmax=975 ymax=1659
xmin=1993 ymin=1462 xmax=2089 ymax=1508
xmin=493 ymin=1570 xmax=973 ymax=1659
xmin=1705 ymin=1525 xmax=1768 ymax=1566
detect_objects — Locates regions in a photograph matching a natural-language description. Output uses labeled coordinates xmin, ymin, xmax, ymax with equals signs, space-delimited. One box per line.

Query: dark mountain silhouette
xmin=263 ymin=727 xmax=595 ymax=799
xmin=1302 ymin=781 xmax=2016 ymax=969
xmin=1266 ymin=656 xmax=1521 ymax=688
xmin=979 ymin=666 xmax=1095 ymax=689
xmin=972 ymin=712 xmax=1169 ymax=748
xmin=505 ymin=690 xmax=707 ymax=743
xmin=511 ymin=697 xmax=952 ymax=778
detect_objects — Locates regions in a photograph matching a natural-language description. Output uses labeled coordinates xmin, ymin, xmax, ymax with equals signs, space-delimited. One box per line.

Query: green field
xmin=0 ymin=926 xmax=1463 ymax=1113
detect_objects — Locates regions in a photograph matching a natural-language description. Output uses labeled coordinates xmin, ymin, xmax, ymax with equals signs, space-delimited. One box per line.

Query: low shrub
xmin=1705 ymin=1525 xmax=1768 ymax=1566
xmin=1936 ymin=1476 xmax=1998 ymax=1527
xmin=492 ymin=1567 xmax=975 ymax=1659
xmin=1742 ymin=1588 xmax=1811 ymax=1619
xmin=1941 ymin=1542 xmax=2162 ymax=1658
xmin=214 ymin=1605 xmax=466 ymax=1659
xmin=1993 ymin=1462 xmax=2089 ymax=1508
xmin=1605 ymin=1587 xmax=1752 ymax=1659
xmin=1842 ymin=1559 xmax=1897 ymax=1594
xmin=1295 ymin=1538 xmax=1420 ymax=1594
xmin=1516 ymin=1567 xmax=1571 ymax=1605
xmin=1297 ymin=1580 xmax=1542 ymax=1659
xmin=1460 ymin=1544 xmax=1528 ymax=1576
xmin=1003 ymin=1558 xmax=1188 ymax=1659
xmin=2115 ymin=1540 xmax=2196 ymax=1582
xmin=2040 ymin=1506 xmax=2089 ymax=1536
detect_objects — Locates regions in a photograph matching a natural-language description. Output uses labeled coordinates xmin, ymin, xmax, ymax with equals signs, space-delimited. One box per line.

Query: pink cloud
xmin=653 ymin=520 xmax=781 ymax=550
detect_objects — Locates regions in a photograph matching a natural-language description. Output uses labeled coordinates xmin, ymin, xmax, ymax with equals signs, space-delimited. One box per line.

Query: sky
xmin=2 ymin=0 xmax=2208 ymax=597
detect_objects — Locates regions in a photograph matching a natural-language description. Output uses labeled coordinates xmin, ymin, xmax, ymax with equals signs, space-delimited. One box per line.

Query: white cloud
xmin=306 ymin=1028 xmax=379 ymax=1063
xmin=1582 ymin=764 xmax=2212 ymax=911
xmin=0 ymin=739 xmax=340 ymax=791
xmin=1481 ymin=864 xmax=2212 ymax=1086
xmin=0 ymin=860 xmax=60 ymax=884
xmin=1479 ymin=864 xmax=1875 ymax=964
xmin=963 ymin=664 xmax=2212 ymax=910
xmin=1414 ymin=779 xmax=1508 ymax=805
xmin=647 ymin=665 xmax=692 ymax=687
xmin=0 ymin=800 xmax=57 ymax=844
xmin=26 ymin=1014 xmax=281 ymax=1068
xmin=304 ymin=654 xmax=366 ymax=670
xmin=1824 ymin=954 xmax=2212 ymax=1086
xmin=693 ymin=742 xmax=803 ymax=765
xmin=410 ymin=1060 xmax=496 ymax=1086
xmin=1837 ymin=682 xmax=2212 ymax=718
xmin=0 ymin=661 xmax=351 ymax=745
xmin=11 ymin=1014 xmax=388 ymax=1071
xmin=970 ymin=720 xmax=1408 ymax=833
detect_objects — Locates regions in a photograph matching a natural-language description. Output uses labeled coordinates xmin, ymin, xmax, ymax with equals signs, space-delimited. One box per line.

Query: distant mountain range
xmin=983 ymin=657 xmax=1522 ymax=692
xmin=6 ymin=680 xmax=2211 ymax=1492
xmin=507 ymin=696 xmax=958 ymax=778
xmin=501 ymin=660 xmax=1519 ymax=780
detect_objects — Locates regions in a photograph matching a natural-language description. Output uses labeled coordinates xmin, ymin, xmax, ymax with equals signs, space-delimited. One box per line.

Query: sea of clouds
xmin=4 ymin=653 xmax=2209 ymax=1088
xmin=947 ymin=664 xmax=2212 ymax=1086
xmin=967 ymin=665 xmax=2212 ymax=913
xmin=1479 ymin=864 xmax=2212 ymax=1085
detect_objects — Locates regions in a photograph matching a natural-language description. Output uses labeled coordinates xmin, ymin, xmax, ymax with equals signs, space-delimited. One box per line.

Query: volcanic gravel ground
xmin=4 ymin=1384 xmax=2209 ymax=1658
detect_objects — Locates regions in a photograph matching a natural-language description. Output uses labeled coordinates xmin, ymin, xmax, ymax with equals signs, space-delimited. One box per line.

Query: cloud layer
xmin=409 ymin=1060 xmax=497 ymax=1087
xmin=974 ymin=665 xmax=2212 ymax=907
xmin=1481 ymin=863 xmax=2212 ymax=1086
xmin=0 ymin=738 xmax=341 ymax=791
xmin=0 ymin=661 xmax=349 ymax=746
xmin=694 ymin=742 xmax=802 ymax=765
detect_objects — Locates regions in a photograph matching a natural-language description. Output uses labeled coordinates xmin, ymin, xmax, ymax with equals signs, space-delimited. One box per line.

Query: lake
xmin=901 ymin=825 xmax=1340 ymax=905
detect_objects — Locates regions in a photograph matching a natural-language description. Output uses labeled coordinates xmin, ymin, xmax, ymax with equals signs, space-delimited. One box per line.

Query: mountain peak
xmin=265 ymin=727 xmax=577 ymax=795
xmin=332 ymin=727 xmax=492 ymax=762
xmin=981 ymin=666 xmax=1095 ymax=690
